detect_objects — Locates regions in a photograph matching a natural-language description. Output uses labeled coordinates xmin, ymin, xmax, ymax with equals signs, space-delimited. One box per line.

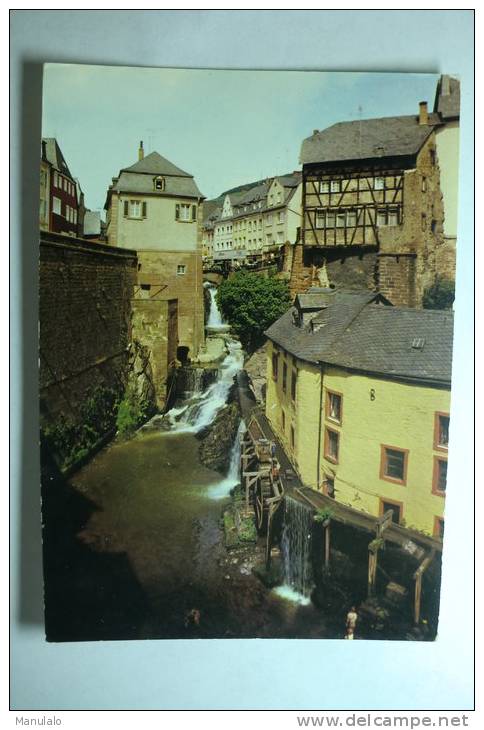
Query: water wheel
xmin=255 ymin=476 xmax=273 ymax=533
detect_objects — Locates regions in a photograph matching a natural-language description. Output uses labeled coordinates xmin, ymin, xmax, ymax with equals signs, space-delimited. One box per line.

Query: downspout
xmin=316 ymin=363 xmax=324 ymax=489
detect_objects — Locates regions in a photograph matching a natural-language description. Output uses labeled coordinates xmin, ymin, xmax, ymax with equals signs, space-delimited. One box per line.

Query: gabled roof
xmin=122 ymin=151 xmax=192 ymax=177
xmin=265 ymin=288 xmax=453 ymax=385
xmin=433 ymin=75 xmax=460 ymax=121
xmin=300 ymin=114 xmax=439 ymax=166
xmin=42 ymin=137 xmax=74 ymax=178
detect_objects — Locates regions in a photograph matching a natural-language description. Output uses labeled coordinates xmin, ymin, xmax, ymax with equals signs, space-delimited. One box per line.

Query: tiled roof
xmin=433 ymin=75 xmax=460 ymax=121
xmin=112 ymin=170 xmax=203 ymax=199
xmin=123 ymin=151 xmax=192 ymax=177
xmin=265 ymin=288 xmax=453 ymax=385
xmin=42 ymin=138 xmax=74 ymax=178
xmin=300 ymin=114 xmax=439 ymax=166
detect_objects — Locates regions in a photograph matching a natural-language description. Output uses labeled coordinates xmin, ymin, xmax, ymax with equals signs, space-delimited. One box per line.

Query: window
xmin=380 ymin=445 xmax=408 ymax=485
xmin=53 ymin=171 xmax=59 ymax=187
xmin=324 ymin=427 xmax=339 ymax=464
xmin=291 ymin=369 xmax=297 ymax=402
xmin=153 ymin=176 xmax=164 ymax=191
xmin=278 ymin=211 xmax=284 ymax=223
xmin=272 ymin=351 xmax=279 ymax=380
xmin=282 ymin=362 xmax=287 ymax=393
xmin=326 ymin=212 xmax=335 ymax=228
xmin=377 ymin=209 xmax=399 ymax=227
xmin=316 ymin=210 xmax=325 ymax=229
xmin=52 ymin=196 xmax=61 ymax=215
xmin=323 ymin=477 xmax=335 ymax=498
xmin=434 ymin=413 xmax=450 ymax=451
xmin=422 ymin=176 xmax=427 ymax=193
xmin=380 ymin=499 xmax=402 ymax=524
xmin=124 ymin=200 xmax=147 ymax=219
xmin=377 ymin=210 xmax=387 ymax=227
xmin=330 ymin=180 xmax=341 ymax=193
xmin=319 ymin=181 xmax=330 ymax=194
xmin=421 ymin=213 xmax=426 ymax=231
xmin=281 ymin=410 xmax=286 ymax=433
xmin=290 ymin=425 xmax=295 ymax=450
xmin=432 ymin=457 xmax=447 ymax=496
xmin=374 ymin=177 xmax=385 ymax=190
xmin=176 ymin=203 xmax=196 ymax=222
xmin=336 ymin=213 xmax=346 ymax=228
xmin=266 ymin=234 xmax=273 ymax=245
xmin=177 ymin=264 xmax=187 ymax=275
xmin=277 ymin=231 xmax=284 ymax=244
xmin=266 ymin=214 xmax=272 ymax=225
xmin=326 ymin=390 xmax=342 ymax=424
xmin=347 ymin=210 xmax=357 ymax=227
xmin=434 ymin=517 xmax=445 ymax=539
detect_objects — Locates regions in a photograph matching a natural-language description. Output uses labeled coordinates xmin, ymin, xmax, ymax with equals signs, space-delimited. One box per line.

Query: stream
xmin=67 ymin=286 xmax=334 ymax=640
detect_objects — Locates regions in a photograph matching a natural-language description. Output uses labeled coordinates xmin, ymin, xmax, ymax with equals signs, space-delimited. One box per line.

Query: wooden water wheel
xmin=255 ymin=473 xmax=273 ymax=532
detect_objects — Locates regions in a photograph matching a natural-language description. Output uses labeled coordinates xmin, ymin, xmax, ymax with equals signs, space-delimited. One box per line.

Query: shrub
xmin=216 ymin=271 xmax=291 ymax=352
xmin=422 ymin=278 xmax=455 ymax=310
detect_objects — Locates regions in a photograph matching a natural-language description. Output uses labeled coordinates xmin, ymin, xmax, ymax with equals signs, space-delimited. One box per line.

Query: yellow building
xmin=265 ymin=288 xmax=452 ymax=538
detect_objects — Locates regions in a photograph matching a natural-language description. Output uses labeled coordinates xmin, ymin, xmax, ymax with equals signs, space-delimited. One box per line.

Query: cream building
xmin=208 ymin=173 xmax=302 ymax=264
xmin=105 ymin=143 xmax=205 ymax=362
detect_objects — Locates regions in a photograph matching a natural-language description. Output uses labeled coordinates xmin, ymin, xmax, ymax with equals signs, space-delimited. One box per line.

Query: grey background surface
xmin=10 ymin=9 xmax=474 ymax=711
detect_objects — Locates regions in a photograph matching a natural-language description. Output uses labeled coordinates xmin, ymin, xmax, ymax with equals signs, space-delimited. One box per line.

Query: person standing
xmin=345 ymin=606 xmax=358 ymax=639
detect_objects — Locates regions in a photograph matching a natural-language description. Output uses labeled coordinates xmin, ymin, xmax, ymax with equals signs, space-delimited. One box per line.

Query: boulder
xmin=197 ymin=401 xmax=241 ymax=473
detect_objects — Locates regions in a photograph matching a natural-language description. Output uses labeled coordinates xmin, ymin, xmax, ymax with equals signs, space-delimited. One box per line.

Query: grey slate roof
xmin=110 ymin=151 xmax=204 ymax=199
xmin=434 ymin=75 xmax=460 ymax=121
xmin=123 ymin=151 xmax=192 ymax=177
xmin=42 ymin=137 xmax=74 ymax=177
xmin=300 ymin=115 xmax=439 ymax=166
xmin=265 ymin=288 xmax=453 ymax=385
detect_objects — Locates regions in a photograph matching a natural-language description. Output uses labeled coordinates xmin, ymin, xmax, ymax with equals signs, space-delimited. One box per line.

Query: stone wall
xmin=39 ymin=232 xmax=138 ymax=466
xmin=136 ymin=249 xmax=204 ymax=360
xmin=131 ymin=297 xmax=178 ymax=409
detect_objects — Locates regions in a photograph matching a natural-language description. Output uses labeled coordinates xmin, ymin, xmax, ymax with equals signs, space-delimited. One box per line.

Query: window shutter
xmin=124 ymin=201 xmax=129 ymax=217
xmin=142 ymin=201 xmax=147 ymax=218
xmin=192 ymin=205 xmax=197 ymax=221
xmin=175 ymin=204 xmax=180 ymax=220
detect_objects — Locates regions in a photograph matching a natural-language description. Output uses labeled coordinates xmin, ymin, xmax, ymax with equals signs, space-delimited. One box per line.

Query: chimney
xmin=41 ymin=140 xmax=47 ymax=160
xmin=138 ymin=140 xmax=144 ymax=160
xmin=441 ymin=75 xmax=450 ymax=96
xmin=419 ymin=101 xmax=428 ymax=125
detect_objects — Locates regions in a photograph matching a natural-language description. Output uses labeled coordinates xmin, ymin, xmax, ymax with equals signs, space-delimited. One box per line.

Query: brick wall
xmin=39 ymin=232 xmax=137 ymax=426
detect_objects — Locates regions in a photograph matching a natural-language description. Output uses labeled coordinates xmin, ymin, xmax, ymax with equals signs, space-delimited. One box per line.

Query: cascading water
xmin=167 ymin=340 xmax=243 ymax=433
xmin=207 ymin=419 xmax=247 ymax=500
xmin=275 ymin=497 xmax=314 ymax=605
xmin=207 ymin=285 xmax=225 ymax=329
xmin=166 ymin=283 xmax=244 ymax=434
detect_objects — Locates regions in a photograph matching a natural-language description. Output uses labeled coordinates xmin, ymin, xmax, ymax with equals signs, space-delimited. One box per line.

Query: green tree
xmin=422 ymin=277 xmax=455 ymax=310
xmin=216 ymin=271 xmax=291 ymax=351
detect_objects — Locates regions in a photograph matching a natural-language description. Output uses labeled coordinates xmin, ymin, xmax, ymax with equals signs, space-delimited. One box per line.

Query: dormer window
xmin=154 ymin=176 xmax=165 ymax=191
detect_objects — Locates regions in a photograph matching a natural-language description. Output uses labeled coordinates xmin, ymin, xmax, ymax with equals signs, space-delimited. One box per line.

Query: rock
xmin=385 ymin=581 xmax=408 ymax=605
xmin=198 ymin=401 xmax=241 ymax=473
xmin=244 ymin=343 xmax=268 ymax=403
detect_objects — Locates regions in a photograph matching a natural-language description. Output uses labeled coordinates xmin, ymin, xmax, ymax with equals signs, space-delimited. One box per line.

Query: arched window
xmin=154 ymin=176 xmax=165 ymax=191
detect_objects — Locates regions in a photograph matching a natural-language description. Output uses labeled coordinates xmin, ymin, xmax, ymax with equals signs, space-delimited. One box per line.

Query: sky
xmin=42 ymin=65 xmax=440 ymax=213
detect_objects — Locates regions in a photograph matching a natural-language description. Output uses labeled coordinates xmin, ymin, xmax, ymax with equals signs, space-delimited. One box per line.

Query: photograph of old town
xmin=39 ymin=65 xmax=459 ymax=642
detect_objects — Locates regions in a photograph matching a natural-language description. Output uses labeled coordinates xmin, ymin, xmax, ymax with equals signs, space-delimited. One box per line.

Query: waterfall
xmin=275 ymin=497 xmax=314 ymax=605
xmin=207 ymin=420 xmax=247 ymax=500
xmin=207 ymin=285 xmax=224 ymax=329
xmin=167 ymin=340 xmax=243 ymax=434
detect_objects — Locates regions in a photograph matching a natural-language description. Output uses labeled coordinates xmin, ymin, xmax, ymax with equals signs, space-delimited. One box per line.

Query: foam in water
xmin=278 ymin=497 xmax=314 ymax=603
xmin=207 ymin=420 xmax=247 ymax=500
xmin=167 ymin=340 xmax=243 ymax=434
xmin=273 ymin=585 xmax=311 ymax=606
